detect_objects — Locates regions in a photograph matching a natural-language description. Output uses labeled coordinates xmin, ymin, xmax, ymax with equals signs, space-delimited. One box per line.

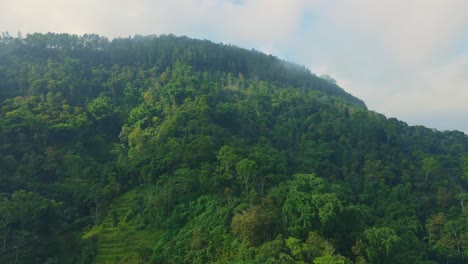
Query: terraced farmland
xmin=84 ymin=190 xmax=158 ymax=264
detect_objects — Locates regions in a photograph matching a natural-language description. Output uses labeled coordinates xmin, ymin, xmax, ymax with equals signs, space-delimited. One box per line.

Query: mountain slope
xmin=0 ymin=33 xmax=467 ymax=263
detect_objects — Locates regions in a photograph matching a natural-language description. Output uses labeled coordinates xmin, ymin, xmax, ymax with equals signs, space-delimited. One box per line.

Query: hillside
xmin=0 ymin=33 xmax=467 ymax=263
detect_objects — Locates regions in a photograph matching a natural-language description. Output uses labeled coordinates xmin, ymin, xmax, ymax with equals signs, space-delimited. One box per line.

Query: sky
xmin=2 ymin=0 xmax=468 ymax=133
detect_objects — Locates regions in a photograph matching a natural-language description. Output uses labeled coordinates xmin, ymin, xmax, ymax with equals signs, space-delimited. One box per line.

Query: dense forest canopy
xmin=0 ymin=32 xmax=467 ymax=263
xmin=0 ymin=32 xmax=365 ymax=107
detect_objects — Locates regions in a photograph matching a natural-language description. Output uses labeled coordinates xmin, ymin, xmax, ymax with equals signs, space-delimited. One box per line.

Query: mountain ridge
xmin=0 ymin=32 xmax=366 ymax=108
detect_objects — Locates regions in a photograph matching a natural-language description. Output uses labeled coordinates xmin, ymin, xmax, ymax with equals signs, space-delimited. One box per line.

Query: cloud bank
xmin=1 ymin=0 xmax=467 ymax=132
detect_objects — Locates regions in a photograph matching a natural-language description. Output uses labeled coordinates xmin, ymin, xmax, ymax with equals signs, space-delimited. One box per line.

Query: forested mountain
xmin=0 ymin=33 xmax=467 ymax=263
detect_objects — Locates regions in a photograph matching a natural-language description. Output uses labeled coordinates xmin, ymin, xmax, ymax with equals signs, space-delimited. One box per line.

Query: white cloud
xmin=216 ymin=0 xmax=305 ymax=41
xmin=295 ymin=0 xmax=468 ymax=132
xmin=391 ymin=54 xmax=468 ymax=112
xmin=1 ymin=0 xmax=306 ymax=40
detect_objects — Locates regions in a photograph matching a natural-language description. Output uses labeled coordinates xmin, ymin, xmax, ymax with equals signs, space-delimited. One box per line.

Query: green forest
xmin=0 ymin=32 xmax=467 ymax=263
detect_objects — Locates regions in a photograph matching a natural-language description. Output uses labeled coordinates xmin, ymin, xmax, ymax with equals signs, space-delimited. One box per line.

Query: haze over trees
xmin=0 ymin=32 xmax=467 ymax=263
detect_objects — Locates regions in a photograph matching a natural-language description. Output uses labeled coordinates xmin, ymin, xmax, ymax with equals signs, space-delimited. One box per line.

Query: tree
xmin=0 ymin=190 xmax=59 ymax=262
xmin=231 ymin=207 xmax=273 ymax=246
xmin=273 ymin=174 xmax=343 ymax=237
xmin=427 ymin=214 xmax=468 ymax=261
xmin=461 ymin=156 xmax=468 ymax=183
xmin=426 ymin=212 xmax=447 ymax=243
xmin=362 ymin=227 xmax=400 ymax=264
xmin=313 ymin=255 xmax=345 ymax=264
xmin=86 ymin=95 xmax=118 ymax=121
xmin=422 ymin=156 xmax=440 ymax=183
xmin=0 ymin=196 xmax=14 ymax=252
xmin=217 ymin=145 xmax=240 ymax=175
xmin=235 ymin=158 xmax=256 ymax=194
